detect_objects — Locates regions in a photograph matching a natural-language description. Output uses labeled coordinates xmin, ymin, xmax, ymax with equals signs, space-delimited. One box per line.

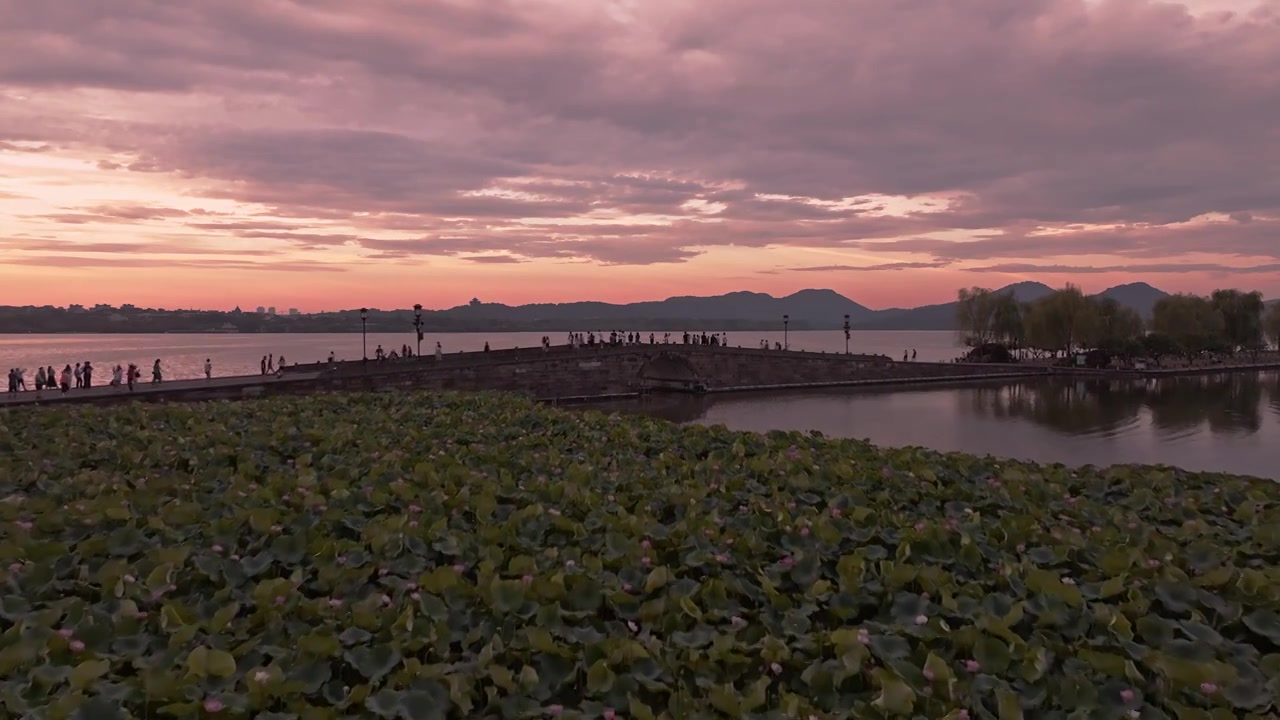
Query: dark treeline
xmin=956 ymin=285 xmax=1280 ymax=363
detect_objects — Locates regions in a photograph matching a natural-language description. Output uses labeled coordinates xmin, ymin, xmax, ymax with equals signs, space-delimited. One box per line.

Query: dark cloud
xmin=790 ymin=261 xmax=953 ymax=272
xmin=0 ymin=0 xmax=1277 ymax=270
xmin=968 ymin=262 xmax=1280 ymax=275
xmin=461 ymin=255 xmax=525 ymax=264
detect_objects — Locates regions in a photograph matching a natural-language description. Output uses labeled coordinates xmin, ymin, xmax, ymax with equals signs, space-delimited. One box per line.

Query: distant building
xmin=255 ymin=306 xmax=266 ymax=314
xmin=268 ymin=306 xmax=277 ymax=315
xmin=69 ymin=304 xmax=85 ymax=313
xmin=288 ymin=308 xmax=300 ymax=316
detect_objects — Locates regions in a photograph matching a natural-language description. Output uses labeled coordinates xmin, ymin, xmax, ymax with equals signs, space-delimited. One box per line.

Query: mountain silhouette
xmin=1096 ymin=282 xmax=1169 ymax=318
xmin=432 ymin=281 xmax=1172 ymax=331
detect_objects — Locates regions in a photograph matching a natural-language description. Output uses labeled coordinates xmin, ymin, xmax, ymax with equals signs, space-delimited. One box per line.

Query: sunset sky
xmin=1 ymin=0 xmax=1278 ymax=311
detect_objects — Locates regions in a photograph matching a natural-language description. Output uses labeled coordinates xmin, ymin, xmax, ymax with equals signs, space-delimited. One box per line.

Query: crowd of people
xmin=6 ymin=359 xmax=174 ymax=396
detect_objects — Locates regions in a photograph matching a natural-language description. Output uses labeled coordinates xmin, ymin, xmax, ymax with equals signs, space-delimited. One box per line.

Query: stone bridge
xmin=278 ymin=343 xmax=1048 ymax=402
xmin=1 ymin=344 xmax=1052 ymax=409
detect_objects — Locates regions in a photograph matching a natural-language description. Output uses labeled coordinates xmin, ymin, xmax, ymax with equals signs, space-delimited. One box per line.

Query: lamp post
xmin=782 ymin=314 xmax=789 ymax=350
xmin=412 ymin=304 xmax=424 ymax=357
xmin=843 ymin=314 xmax=851 ymax=354
xmin=360 ymin=308 xmax=369 ymax=361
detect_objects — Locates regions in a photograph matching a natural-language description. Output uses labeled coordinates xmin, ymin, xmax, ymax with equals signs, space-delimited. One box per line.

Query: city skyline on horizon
xmin=2 ymin=0 xmax=1278 ymax=311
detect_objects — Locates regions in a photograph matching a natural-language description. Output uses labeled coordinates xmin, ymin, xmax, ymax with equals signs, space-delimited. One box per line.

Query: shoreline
xmin=3 ymin=354 xmax=1278 ymax=411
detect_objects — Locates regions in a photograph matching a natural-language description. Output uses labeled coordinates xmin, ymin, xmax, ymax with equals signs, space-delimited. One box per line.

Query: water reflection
xmin=964 ymin=373 xmax=1268 ymax=438
xmin=584 ymin=372 xmax=1280 ymax=478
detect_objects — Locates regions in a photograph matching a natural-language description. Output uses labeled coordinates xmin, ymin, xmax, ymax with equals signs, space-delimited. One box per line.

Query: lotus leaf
xmin=0 ymin=391 xmax=1278 ymax=717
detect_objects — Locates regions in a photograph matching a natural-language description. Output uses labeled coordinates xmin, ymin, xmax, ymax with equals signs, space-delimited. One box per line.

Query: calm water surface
xmin=587 ymin=373 xmax=1280 ymax=479
xmin=8 ymin=332 xmax=1273 ymax=478
xmin=0 ymin=330 xmax=961 ymax=380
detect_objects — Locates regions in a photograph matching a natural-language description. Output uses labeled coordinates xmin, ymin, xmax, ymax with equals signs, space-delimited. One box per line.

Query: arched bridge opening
xmin=637 ymin=352 xmax=705 ymax=393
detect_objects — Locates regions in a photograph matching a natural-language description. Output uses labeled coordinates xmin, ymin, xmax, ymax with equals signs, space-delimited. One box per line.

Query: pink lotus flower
xmin=409 ymin=504 xmax=422 ymax=513
xmin=253 ymin=669 xmax=271 ymax=683
xmin=780 ymin=556 xmax=794 ymax=568
xmin=274 ymin=595 xmax=285 ymax=606
xmin=1120 ymin=689 xmax=1135 ymax=702
xmin=546 ymin=704 xmax=563 ymax=716
xmin=1146 ymin=559 xmax=1161 ymax=569
xmin=7 ymin=562 xmax=22 ymax=573
xmin=211 ymin=544 xmax=224 ymax=553
xmin=641 ymin=556 xmax=651 ymax=566
xmin=799 ymin=527 xmax=810 ymax=537
xmin=715 ymin=553 xmax=729 ymax=563
xmin=203 ymin=698 xmax=225 ymax=713
xmin=16 ymin=520 xmax=32 ymax=530
xmin=640 ymin=539 xmax=651 ymax=549
xmin=409 ymin=520 xmax=418 ymax=528
xmin=452 ymin=563 xmax=467 ymax=573
xmin=830 ymin=507 xmax=842 ymax=518
xmin=57 ymin=628 xmax=74 ymax=638
xmin=731 ymin=616 xmax=747 ymax=628
xmin=411 ymin=591 xmax=421 ymax=601
xmin=1200 ymin=682 xmax=1217 ymax=694
xmin=378 ymin=567 xmax=389 ymax=576
xmin=603 ymin=710 xmax=616 ymax=720
xmin=69 ymin=640 xmax=85 ymax=653
xmin=856 ymin=628 xmax=870 ymax=644
xmin=380 ymin=594 xmax=392 ymax=606
xmin=914 ymin=615 xmax=928 ymax=625
xmin=965 ymin=660 xmax=980 ymax=673
xmin=957 ymin=711 xmax=969 ymax=720
xmin=327 ymin=598 xmax=343 ymax=608
xmin=923 ymin=668 xmax=935 ymax=681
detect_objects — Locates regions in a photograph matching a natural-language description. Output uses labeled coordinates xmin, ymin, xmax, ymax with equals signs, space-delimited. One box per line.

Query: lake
xmin=584 ymin=372 xmax=1280 ymax=479
xmin=0 ymin=330 xmax=960 ymax=379
xmin=4 ymin=331 xmax=1276 ymax=479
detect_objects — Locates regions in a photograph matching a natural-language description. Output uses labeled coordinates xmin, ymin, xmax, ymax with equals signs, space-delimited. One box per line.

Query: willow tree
xmin=955 ymin=287 xmax=998 ymax=347
xmin=1151 ymin=293 xmax=1225 ymax=358
xmin=1022 ymin=285 xmax=1099 ymax=355
xmin=1266 ymin=303 xmax=1280 ymax=350
xmin=1091 ymin=297 xmax=1145 ymax=354
xmin=1210 ymin=289 xmax=1265 ymax=352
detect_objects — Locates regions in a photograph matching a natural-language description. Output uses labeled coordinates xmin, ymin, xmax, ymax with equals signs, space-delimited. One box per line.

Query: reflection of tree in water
xmin=966 ymin=380 xmax=1142 ymax=437
xmin=1268 ymin=374 xmax=1280 ymax=419
xmin=966 ymin=372 xmax=1270 ymax=438
xmin=1146 ymin=373 xmax=1262 ymax=436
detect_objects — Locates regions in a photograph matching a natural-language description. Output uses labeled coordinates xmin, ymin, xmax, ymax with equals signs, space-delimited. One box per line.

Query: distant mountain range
xmin=6 ymin=282 xmax=1265 ymax=334
xmin=438 ymin=281 xmax=1176 ymax=331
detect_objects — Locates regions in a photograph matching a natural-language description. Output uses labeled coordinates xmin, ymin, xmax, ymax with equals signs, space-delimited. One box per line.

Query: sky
xmin=1 ymin=0 xmax=1278 ymax=312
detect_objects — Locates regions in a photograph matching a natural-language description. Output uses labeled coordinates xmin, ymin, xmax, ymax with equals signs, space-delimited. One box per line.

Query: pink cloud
xmin=0 ymin=0 xmax=1278 ymax=307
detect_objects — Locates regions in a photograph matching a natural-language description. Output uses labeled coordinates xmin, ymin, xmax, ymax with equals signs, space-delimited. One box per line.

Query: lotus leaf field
xmin=1 ymin=392 xmax=1279 ymax=719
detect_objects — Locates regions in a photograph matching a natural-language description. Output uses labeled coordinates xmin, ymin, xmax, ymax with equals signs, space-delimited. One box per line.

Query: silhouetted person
xmin=82 ymin=362 xmax=93 ymax=388
xmin=152 ymin=359 xmax=163 ymax=383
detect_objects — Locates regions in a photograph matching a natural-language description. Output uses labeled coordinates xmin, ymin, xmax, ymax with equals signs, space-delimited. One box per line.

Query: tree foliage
xmin=1265 ymin=303 xmax=1280 ymax=350
xmin=955 ymin=284 xmax=1273 ymax=362
xmin=1211 ymin=290 xmax=1265 ymax=352
xmin=1021 ymin=285 xmax=1099 ymax=354
xmin=1151 ymin=294 xmax=1227 ymax=358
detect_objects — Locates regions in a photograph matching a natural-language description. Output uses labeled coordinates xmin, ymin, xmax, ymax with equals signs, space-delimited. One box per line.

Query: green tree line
xmin=956 ymin=285 xmax=1280 ymax=362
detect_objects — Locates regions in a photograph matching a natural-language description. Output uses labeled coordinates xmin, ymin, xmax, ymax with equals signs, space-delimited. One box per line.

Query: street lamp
xmin=782 ymin=314 xmax=789 ymax=350
xmin=412 ymin=304 xmax=424 ymax=357
xmin=843 ymin=314 xmax=851 ymax=354
xmin=360 ymin=308 xmax=369 ymax=361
